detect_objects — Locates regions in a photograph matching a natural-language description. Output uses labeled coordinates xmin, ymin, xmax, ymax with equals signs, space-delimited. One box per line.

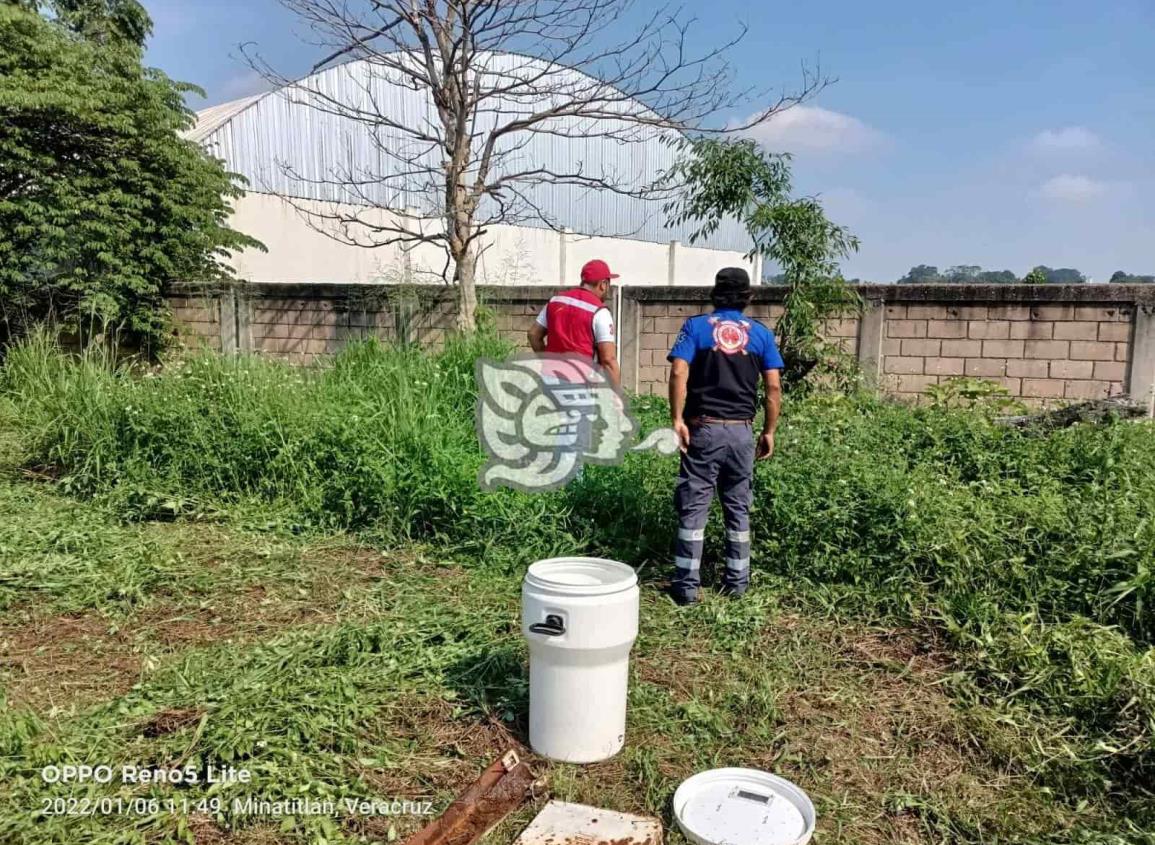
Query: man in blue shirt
xmin=666 ymin=267 xmax=783 ymax=605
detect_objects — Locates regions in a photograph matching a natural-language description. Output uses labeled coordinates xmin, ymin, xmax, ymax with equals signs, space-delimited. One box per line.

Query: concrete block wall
xmin=169 ymin=290 xmax=222 ymax=351
xmin=171 ymin=283 xmax=553 ymax=365
xmin=168 ymin=282 xmax=1155 ymax=412
xmin=879 ymin=301 xmax=1133 ymax=402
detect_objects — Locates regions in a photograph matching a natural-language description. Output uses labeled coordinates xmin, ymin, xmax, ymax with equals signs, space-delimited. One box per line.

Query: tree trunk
xmin=454 ymin=246 xmax=478 ymax=332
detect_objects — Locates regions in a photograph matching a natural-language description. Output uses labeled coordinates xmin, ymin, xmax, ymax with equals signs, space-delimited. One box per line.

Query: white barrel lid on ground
xmin=524 ymin=557 xmax=637 ymax=597
xmin=673 ymin=768 xmax=816 ymax=845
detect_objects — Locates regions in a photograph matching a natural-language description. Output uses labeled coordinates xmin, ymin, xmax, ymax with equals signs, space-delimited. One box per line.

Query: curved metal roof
xmin=190 ymin=54 xmax=751 ymax=252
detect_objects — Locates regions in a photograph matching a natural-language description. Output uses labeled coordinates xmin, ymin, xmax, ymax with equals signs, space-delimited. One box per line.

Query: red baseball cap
xmin=580 ymin=259 xmax=620 ymax=283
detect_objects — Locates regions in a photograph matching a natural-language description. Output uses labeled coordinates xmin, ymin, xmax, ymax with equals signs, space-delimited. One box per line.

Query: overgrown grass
xmin=3 ymin=332 xmax=1155 ymax=824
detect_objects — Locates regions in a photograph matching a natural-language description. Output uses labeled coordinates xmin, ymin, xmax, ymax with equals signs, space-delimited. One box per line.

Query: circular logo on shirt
xmin=711 ymin=319 xmax=750 ymax=355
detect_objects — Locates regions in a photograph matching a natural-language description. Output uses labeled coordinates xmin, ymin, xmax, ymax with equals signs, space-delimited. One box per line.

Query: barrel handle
xmin=528 ymin=614 xmax=566 ymax=636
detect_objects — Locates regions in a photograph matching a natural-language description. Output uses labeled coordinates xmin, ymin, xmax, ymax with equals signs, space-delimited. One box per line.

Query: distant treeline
xmin=765 ymin=266 xmax=1155 ymax=285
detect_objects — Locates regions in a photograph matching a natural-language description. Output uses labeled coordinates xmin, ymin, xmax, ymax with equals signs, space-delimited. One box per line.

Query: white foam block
xmin=514 ymin=800 xmax=663 ymax=845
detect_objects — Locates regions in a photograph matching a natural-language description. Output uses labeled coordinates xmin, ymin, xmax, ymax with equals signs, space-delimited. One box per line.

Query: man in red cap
xmin=527 ymin=258 xmax=621 ymax=387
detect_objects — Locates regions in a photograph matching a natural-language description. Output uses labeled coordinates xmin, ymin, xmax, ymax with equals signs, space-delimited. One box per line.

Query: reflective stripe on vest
xmin=544 ymin=287 xmax=605 ymax=358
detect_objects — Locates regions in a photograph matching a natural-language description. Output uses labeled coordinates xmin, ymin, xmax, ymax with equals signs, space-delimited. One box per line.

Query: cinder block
xmin=1022 ymin=378 xmax=1066 ymax=398
xmin=1007 ymin=359 xmax=1049 ymax=378
xmin=1098 ymin=322 xmax=1131 ymax=342
xmin=1010 ymin=321 xmax=1054 ymax=340
xmin=956 ymin=305 xmax=990 ymax=320
xmin=897 ymin=374 xmax=938 ymax=393
xmin=1093 ymin=361 xmax=1127 ymax=381
xmin=258 ymin=336 xmax=307 ymax=354
xmin=965 ymin=358 xmax=1007 ymax=377
xmin=885 ymin=356 xmax=925 ymax=375
xmin=1065 ymin=379 xmax=1111 ymax=399
xmin=296 ymin=310 xmax=339 ymax=328
xmin=994 ymin=377 xmax=1022 ymax=395
xmin=304 ymin=338 xmax=339 ymax=356
xmin=1069 ymin=340 xmax=1116 ymax=361
xmin=173 ymin=307 xmax=216 ymax=323
xmin=280 ymin=322 xmax=314 ymax=341
xmin=901 ymin=339 xmax=941 ymax=356
xmin=905 ymin=305 xmax=948 ymax=320
xmin=885 ymin=304 xmax=907 ymax=319
xmin=823 ymin=318 xmax=859 ymax=338
xmin=1053 ymin=322 xmax=1098 ymax=341
xmin=1050 ymin=359 xmax=1095 ymax=379
xmin=924 ymin=357 xmax=965 ymax=376
xmin=881 ymin=338 xmax=902 ymax=356
xmin=641 ymin=334 xmax=668 ymax=351
xmin=941 ymin=339 xmax=982 ymax=357
xmin=654 ymin=317 xmax=685 ymax=333
xmin=667 ymin=304 xmax=701 ymax=317
xmin=968 ymin=321 xmax=1010 ymax=340
xmin=1031 ymin=304 xmax=1076 ymax=321
xmin=253 ymin=308 xmax=289 ymax=324
xmin=887 ymin=320 xmax=928 ymax=339
xmin=1115 ymin=342 xmax=1130 ymax=362
xmin=926 ymin=320 xmax=968 ymax=339
xmin=1076 ymin=305 xmax=1129 ymax=322
xmin=982 ymin=339 xmax=1024 ymax=358
xmin=988 ymin=305 xmax=1032 ymax=321
xmin=1024 ymin=339 xmax=1069 ymax=359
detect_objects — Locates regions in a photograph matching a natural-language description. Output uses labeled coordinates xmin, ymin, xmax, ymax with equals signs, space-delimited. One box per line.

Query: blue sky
xmin=144 ymin=0 xmax=1154 ymax=282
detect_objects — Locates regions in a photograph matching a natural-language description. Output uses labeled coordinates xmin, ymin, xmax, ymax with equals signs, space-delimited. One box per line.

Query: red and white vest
xmin=544 ymin=287 xmax=607 ymax=358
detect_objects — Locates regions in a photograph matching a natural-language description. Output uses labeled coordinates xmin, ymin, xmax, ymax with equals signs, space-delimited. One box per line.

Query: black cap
xmin=714 ymin=267 xmax=751 ymax=291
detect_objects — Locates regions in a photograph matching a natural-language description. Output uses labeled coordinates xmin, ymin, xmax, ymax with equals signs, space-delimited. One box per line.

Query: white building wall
xmin=224 ymin=193 xmax=756 ymax=286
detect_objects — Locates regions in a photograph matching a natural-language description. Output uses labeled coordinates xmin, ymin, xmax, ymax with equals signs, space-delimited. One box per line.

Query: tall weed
xmin=4 ymin=335 xmax=1155 ymax=794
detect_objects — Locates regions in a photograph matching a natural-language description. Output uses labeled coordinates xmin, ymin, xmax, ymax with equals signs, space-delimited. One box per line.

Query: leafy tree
xmin=259 ymin=0 xmax=825 ymax=332
xmin=898 ymin=264 xmax=1017 ymax=284
xmin=0 ymin=0 xmax=259 ymax=348
xmin=1110 ymin=270 xmax=1155 ymax=284
xmin=1023 ymin=267 xmax=1048 ymax=285
xmin=1027 ymin=266 xmax=1087 ymax=284
xmin=665 ymin=137 xmax=860 ymax=391
xmin=943 ymin=265 xmax=983 ymax=284
xmin=898 ymin=264 xmax=942 ymax=284
xmin=977 ymin=269 xmax=1017 ymax=284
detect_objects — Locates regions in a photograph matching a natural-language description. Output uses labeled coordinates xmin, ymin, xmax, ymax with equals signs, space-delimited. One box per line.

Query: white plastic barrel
xmin=522 ymin=557 xmax=640 ymax=763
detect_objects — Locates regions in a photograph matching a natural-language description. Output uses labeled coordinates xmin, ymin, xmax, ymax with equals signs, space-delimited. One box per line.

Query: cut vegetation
xmin=1 ymin=334 xmax=1153 ymax=844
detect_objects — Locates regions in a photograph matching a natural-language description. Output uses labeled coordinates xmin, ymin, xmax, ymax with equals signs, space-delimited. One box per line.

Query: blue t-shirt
xmin=667 ymin=309 xmax=784 ymax=421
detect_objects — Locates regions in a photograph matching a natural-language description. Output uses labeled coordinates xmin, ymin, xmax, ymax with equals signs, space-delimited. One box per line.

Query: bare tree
xmin=247 ymin=0 xmax=825 ymax=330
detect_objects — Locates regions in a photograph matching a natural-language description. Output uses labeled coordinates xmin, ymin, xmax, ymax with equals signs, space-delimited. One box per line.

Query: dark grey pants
xmin=672 ymin=422 xmax=754 ymax=600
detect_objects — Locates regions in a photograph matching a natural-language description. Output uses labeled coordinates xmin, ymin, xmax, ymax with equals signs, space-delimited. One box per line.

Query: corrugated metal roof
xmin=190 ymin=54 xmax=751 ymax=252
xmin=185 ymin=94 xmax=265 ymax=143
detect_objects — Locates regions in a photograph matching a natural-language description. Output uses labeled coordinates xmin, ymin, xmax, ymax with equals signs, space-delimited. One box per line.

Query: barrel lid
xmin=524 ymin=557 xmax=637 ymax=596
xmin=673 ymin=768 xmax=815 ymax=845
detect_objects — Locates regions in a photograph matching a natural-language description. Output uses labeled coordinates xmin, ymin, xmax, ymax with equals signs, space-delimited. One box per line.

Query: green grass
xmin=2 ymin=333 xmax=1155 ymax=842
xmin=0 ymin=476 xmax=1137 ymax=844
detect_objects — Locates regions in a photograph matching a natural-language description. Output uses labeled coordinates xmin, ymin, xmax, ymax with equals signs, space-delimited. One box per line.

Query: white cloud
xmin=1031 ymin=126 xmax=1101 ymax=153
xmin=741 ymin=106 xmax=884 ymax=155
xmin=1036 ymin=174 xmax=1112 ymax=202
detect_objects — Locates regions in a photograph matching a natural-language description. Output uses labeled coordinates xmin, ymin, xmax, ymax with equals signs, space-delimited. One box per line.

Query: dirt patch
xmin=762 ymin=622 xmax=1061 ymax=844
xmin=0 ymin=543 xmax=410 ymax=713
xmin=0 ymin=613 xmax=143 ymax=710
xmin=141 ymin=706 xmax=205 ymax=737
xmin=359 ymin=698 xmax=527 ymax=799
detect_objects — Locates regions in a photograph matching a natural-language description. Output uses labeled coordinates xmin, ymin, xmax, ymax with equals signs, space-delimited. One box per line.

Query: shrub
xmin=4 ymin=335 xmax=1155 ymax=795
